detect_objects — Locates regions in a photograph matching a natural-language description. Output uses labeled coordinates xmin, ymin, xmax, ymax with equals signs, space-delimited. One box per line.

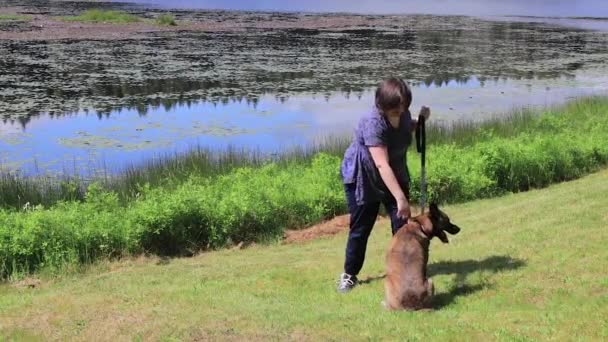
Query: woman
xmin=337 ymin=77 xmax=431 ymax=293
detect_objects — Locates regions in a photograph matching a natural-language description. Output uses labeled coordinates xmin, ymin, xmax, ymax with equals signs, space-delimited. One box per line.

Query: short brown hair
xmin=375 ymin=77 xmax=412 ymax=113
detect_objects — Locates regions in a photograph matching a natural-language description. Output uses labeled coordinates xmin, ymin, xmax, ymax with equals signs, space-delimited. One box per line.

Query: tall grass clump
xmin=407 ymin=97 xmax=608 ymax=203
xmin=425 ymin=107 xmax=537 ymax=146
xmin=0 ymin=136 xmax=351 ymax=210
xmin=0 ymin=97 xmax=607 ymax=279
xmin=0 ymin=173 xmax=85 ymax=209
xmin=62 ymin=9 xmax=140 ymax=24
xmin=155 ymin=14 xmax=177 ymax=26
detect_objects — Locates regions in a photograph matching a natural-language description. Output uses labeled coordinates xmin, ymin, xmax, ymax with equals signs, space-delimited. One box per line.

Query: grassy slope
xmin=1 ymin=169 xmax=608 ymax=341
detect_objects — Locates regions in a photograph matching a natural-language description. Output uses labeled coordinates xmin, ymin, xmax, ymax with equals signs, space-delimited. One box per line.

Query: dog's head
xmin=426 ymin=203 xmax=461 ymax=243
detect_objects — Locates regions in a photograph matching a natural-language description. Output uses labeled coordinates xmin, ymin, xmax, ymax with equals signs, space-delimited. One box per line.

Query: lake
xmin=1 ymin=0 xmax=607 ymax=175
xmin=121 ymin=0 xmax=608 ymax=17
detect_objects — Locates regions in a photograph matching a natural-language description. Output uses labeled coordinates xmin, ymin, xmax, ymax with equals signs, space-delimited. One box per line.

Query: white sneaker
xmin=336 ymin=273 xmax=358 ymax=293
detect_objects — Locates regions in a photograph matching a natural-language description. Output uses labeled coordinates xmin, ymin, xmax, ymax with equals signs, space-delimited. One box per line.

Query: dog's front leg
xmin=420 ymin=278 xmax=435 ymax=310
xmin=425 ymin=278 xmax=434 ymax=296
xmin=383 ymin=278 xmax=404 ymax=311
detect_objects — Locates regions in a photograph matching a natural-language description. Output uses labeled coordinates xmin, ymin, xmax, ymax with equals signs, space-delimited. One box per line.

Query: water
xmin=2 ymin=71 xmax=606 ymax=176
xmin=124 ymin=0 xmax=608 ymax=17
xmin=1 ymin=1 xmax=608 ymax=175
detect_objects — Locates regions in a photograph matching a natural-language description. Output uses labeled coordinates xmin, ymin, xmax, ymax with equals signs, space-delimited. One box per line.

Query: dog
xmin=384 ymin=203 xmax=461 ymax=311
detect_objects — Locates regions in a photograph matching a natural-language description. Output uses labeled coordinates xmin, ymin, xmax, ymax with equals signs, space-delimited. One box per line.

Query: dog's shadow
xmin=359 ymin=255 xmax=526 ymax=309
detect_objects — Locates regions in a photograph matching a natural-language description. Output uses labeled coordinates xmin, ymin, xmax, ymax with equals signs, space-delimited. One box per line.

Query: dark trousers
xmin=343 ymin=183 xmax=409 ymax=276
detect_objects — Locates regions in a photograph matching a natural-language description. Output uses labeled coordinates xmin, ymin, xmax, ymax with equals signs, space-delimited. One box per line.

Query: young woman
xmin=337 ymin=77 xmax=431 ymax=293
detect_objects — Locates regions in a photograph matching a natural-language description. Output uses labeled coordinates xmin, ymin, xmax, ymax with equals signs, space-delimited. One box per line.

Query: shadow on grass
xmin=358 ymin=255 xmax=526 ymax=309
xmin=429 ymin=255 xmax=526 ymax=309
xmin=358 ymin=274 xmax=386 ymax=285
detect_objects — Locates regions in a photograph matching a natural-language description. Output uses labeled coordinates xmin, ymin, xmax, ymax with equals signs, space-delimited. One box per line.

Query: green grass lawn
xmin=1 ymin=169 xmax=608 ymax=341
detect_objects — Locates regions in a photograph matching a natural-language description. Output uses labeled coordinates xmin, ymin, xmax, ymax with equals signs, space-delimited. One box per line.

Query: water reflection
xmin=1 ymin=73 xmax=606 ymax=176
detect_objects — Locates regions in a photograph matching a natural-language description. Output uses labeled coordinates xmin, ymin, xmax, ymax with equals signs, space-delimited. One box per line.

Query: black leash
xmin=415 ymin=114 xmax=426 ymax=215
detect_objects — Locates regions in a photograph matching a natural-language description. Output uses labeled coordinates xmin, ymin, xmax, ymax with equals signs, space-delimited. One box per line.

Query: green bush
xmin=128 ymin=153 xmax=344 ymax=255
xmin=0 ymin=183 xmax=132 ymax=279
xmin=1 ymin=97 xmax=607 ymax=279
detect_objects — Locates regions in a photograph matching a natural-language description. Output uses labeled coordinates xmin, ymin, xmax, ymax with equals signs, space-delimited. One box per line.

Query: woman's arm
xmin=368 ymin=146 xmax=410 ymax=218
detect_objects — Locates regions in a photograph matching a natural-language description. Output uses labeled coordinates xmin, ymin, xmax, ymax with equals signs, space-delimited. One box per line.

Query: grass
xmin=1 ymin=168 xmax=607 ymax=340
xmin=0 ymin=14 xmax=31 ymax=21
xmin=155 ymin=14 xmax=177 ymax=26
xmin=60 ymin=9 xmax=179 ymax=26
xmin=425 ymin=107 xmax=537 ymax=146
xmin=0 ymin=137 xmax=352 ymax=209
xmin=0 ymin=97 xmax=600 ymax=210
xmin=61 ymin=9 xmax=141 ymax=24
xmin=0 ymin=97 xmax=607 ymax=279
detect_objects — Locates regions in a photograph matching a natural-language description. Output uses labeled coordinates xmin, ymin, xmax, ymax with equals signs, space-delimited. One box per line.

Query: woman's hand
xmin=396 ymin=197 xmax=411 ymax=220
xmin=419 ymin=106 xmax=431 ymax=120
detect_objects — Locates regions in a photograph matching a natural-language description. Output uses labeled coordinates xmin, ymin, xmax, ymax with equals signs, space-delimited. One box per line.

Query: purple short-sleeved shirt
xmin=340 ymin=108 xmax=412 ymax=205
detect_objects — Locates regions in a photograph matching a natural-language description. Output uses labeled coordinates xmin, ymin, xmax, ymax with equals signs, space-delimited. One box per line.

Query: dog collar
xmin=411 ymin=218 xmax=431 ymax=239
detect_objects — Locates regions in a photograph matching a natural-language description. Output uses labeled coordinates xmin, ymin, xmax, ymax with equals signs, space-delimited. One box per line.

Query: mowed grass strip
xmin=1 ymin=169 xmax=607 ymax=341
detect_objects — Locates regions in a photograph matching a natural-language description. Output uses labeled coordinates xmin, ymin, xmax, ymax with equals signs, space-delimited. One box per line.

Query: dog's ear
xmin=429 ymin=203 xmax=440 ymax=218
xmin=436 ymin=229 xmax=449 ymax=243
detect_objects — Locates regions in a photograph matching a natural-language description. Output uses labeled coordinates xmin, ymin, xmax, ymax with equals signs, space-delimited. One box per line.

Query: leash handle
xmin=415 ymin=114 xmax=426 ymax=215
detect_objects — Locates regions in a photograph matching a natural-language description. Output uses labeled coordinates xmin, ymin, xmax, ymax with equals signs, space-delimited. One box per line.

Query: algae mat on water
xmin=1 ymin=168 xmax=607 ymax=340
xmin=2 ymin=10 xmax=608 ymax=120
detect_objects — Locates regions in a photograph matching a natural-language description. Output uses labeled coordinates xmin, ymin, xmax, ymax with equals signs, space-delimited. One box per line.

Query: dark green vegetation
xmin=1 ymin=167 xmax=607 ymax=340
xmin=0 ymin=97 xmax=607 ymax=280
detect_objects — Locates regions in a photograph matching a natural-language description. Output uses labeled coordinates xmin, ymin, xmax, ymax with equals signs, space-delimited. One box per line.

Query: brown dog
xmin=384 ymin=203 xmax=460 ymax=311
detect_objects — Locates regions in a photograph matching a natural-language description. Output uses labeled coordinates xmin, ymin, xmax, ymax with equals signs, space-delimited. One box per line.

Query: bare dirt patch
xmin=12 ymin=276 xmax=42 ymax=289
xmin=283 ymin=214 xmax=396 ymax=243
